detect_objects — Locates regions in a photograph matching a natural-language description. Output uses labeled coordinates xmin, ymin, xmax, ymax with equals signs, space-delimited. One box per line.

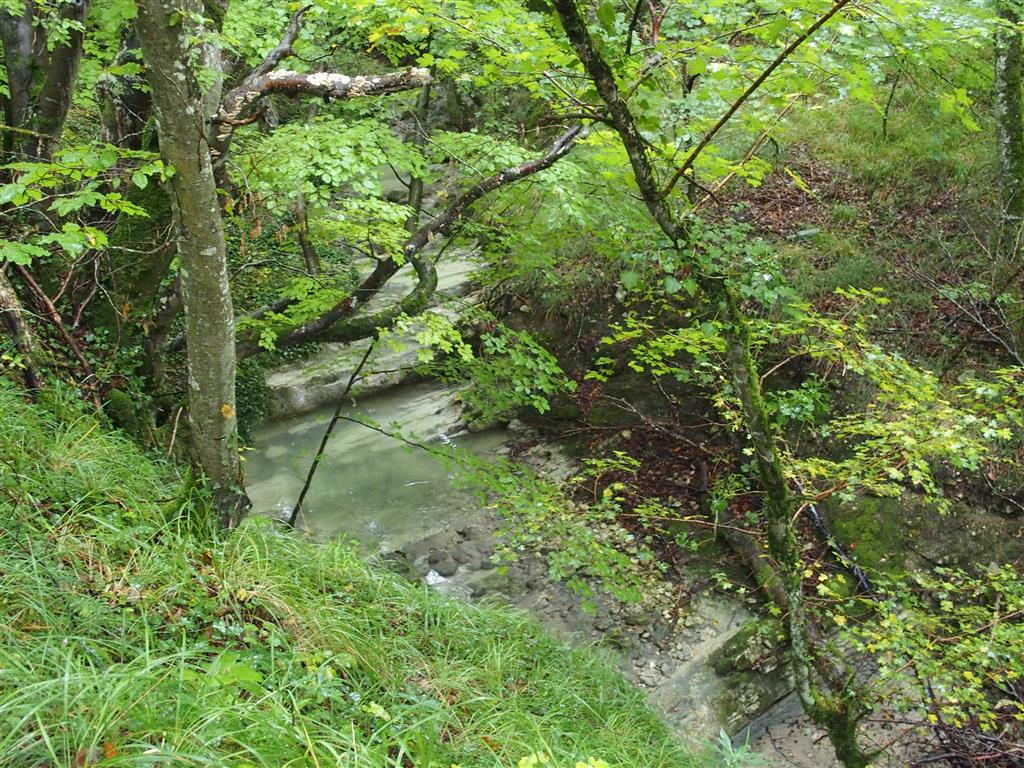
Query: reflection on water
xmin=246 ymin=382 xmax=506 ymax=549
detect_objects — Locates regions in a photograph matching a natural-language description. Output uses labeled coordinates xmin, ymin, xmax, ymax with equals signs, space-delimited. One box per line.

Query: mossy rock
xmin=707 ymin=617 xmax=790 ymax=731
xmin=104 ymin=388 xmax=153 ymax=444
xmin=824 ymin=494 xmax=909 ymax=576
xmin=825 ymin=491 xmax=1024 ymax=577
xmin=709 ymin=617 xmax=785 ymax=677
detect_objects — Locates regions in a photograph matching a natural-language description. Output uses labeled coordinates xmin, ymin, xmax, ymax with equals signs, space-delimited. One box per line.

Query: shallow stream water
xmin=246 ymin=382 xmax=505 ymax=548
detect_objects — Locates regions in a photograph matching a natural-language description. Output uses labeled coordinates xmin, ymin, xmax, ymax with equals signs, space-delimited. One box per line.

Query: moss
xmin=824 ymin=494 xmax=909 ymax=576
xmin=103 ymin=387 xmax=153 ymax=444
xmin=709 ymin=617 xmax=785 ymax=677
xmin=235 ymin=356 xmax=270 ymax=442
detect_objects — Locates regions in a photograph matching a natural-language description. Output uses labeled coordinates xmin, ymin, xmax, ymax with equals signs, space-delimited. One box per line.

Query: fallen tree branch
xmin=288 ymin=334 xmax=377 ymax=527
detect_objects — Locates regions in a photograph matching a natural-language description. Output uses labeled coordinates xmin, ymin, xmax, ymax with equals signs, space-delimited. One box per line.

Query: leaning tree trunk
xmin=548 ymin=0 xmax=872 ymax=763
xmin=995 ymin=0 xmax=1024 ymax=257
xmin=135 ymin=0 xmax=247 ymax=525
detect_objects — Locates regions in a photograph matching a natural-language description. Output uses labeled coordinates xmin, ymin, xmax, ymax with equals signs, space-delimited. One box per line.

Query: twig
xmin=287 ymin=338 xmax=378 ymax=527
xmin=166 ymin=406 xmax=183 ymax=457
xmin=662 ymin=0 xmax=855 ymax=198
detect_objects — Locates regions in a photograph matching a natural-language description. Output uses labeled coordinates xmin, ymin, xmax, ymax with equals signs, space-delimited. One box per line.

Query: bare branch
xmin=660 ymin=0 xmax=854 ymax=199
xmin=248 ymin=5 xmax=311 ymax=82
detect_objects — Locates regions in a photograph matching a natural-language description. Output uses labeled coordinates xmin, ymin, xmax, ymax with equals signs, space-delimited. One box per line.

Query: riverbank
xmin=245 ymin=378 xmax=795 ymax=755
xmin=0 ymin=384 xmax=713 ymax=767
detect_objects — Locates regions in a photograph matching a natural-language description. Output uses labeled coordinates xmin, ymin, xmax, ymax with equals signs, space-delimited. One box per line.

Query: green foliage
xmin=595 ymin=218 xmax=1024 ymax=519
xmin=468 ymin=327 xmax=578 ymax=415
xmin=0 ymin=145 xmax=170 ymax=265
xmin=237 ymin=118 xmax=426 ymax=210
xmin=235 ymin=356 xmax=270 ymax=441
xmin=0 ymin=384 xmax=707 ymax=768
xmin=852 ymin=565 xmax=1024 ymax=734
xmin=414 ymin=314 xmax=578 ymax=421
xmin=459 ymin=453 xmax=663 ymax=607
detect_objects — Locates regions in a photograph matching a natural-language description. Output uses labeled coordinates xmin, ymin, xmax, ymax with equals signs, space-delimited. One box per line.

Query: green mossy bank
xmin=0 ymin=384 xmax=707 ymax=768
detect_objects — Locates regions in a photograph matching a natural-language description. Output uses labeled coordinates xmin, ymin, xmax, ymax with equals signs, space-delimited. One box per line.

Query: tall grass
xmin=0 ymin=383 xmax=707 ymax=767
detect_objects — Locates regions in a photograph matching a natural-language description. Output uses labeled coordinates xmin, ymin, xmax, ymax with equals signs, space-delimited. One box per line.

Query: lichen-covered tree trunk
xmin=995 ymin=0 xmax=1024 ymax=256
xmin=135 ymin=0 xmax=247 ymax=524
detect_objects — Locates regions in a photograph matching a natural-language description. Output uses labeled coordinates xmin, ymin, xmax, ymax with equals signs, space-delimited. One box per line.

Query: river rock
xmin=428 ymin=548 xmax=452 ymax=564
xmin=650 ymin=620 xmax=672 ymax=646
xmin=455 ymin=542 xmax=483 ymax=568
xmin=625 ymin=609 xmax=656 ymax=627
xmin=432 ymin=554 xmax=459 ymax=577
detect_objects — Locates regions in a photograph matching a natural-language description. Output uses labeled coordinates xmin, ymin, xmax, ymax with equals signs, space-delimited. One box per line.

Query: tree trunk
xmin=29 ymin=0 xmax=91 ymax=159
xmin=0 ymin=0 xmax=91 ymax=160
xmin=406 ymin=79 xmax=432 ymax=229
xmin=293 ymin=183 xmax=320 ymax=276
xmin=995 ymin=0 xmax=1024 ymax=257
xmin=0 ymin=265 xmax=42 ymax=390
xmin=0 ymin=5 xmax=39 ymax=156
xmin=97 ymin=29 xmax=152 ymax=149
xmin=135 ymin=0 xmax=248 ymax=525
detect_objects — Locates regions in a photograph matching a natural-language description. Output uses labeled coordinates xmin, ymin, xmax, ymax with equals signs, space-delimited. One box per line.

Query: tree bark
xmin=0 ymin=264 xmax=42 ymax=390
xmin=293 ymin=183 xmax=320 ymax=276
xmin=98 ymin=29 xmax=152 ymax=149
xmin=135 ymin=0 xmax=247 ymax=524
xmin=211 ymin=66 xmax=431 ymax=169
xmin=0 ymin=6 xmax=38 ymax=152
xmin=0 ymin=0 xmax=91 ymax=160
xmin=405 ymin=78 xmax=433 ymax=230
xmin=995 ymin=1 xmax=1024 ymax=257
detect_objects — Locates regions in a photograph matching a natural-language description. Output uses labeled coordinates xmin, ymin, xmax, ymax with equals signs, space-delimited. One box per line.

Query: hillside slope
xmin=0 ymin=384 xmax=708 ymax=768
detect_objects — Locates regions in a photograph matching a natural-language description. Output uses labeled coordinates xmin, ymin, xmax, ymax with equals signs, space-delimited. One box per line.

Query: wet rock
xmin=428 ymin=548 xmax=452 ymax=565
xmin=624 ymin=610 xmax=655 ymax=627
xmin=433 ymin=555 xmax=459 ymax=577
xmin=650 ymin=620 xmax=673 ymax=647
xmin=403 ymin=529 xmax=459 ymax=563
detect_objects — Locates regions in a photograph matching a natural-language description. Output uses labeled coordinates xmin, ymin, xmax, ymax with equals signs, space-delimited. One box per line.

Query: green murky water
xmin=245 ymin=382 xmax=505 ymax=548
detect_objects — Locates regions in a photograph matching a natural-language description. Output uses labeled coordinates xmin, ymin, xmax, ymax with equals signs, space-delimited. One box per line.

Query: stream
xmin=244 ymin=379 xmax=836 ymax=764
xmin=245 ymin=259 xmax=845 ymax=766
xmin=246 ymin=382 xmax=505 ymax=545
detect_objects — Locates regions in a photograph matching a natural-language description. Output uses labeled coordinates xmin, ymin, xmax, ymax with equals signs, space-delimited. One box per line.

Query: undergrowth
xmin=0 ymin=383 xmax=707 ymax=767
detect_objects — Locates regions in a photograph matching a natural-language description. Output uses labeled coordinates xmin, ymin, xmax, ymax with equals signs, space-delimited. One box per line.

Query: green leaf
xmin=0 ymin=240 xmax=48 ymax=266
xmin=620 ymin=269 xmax=640 ymax=290
xmin=596 ymin=1 xmax=616 ymax=33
